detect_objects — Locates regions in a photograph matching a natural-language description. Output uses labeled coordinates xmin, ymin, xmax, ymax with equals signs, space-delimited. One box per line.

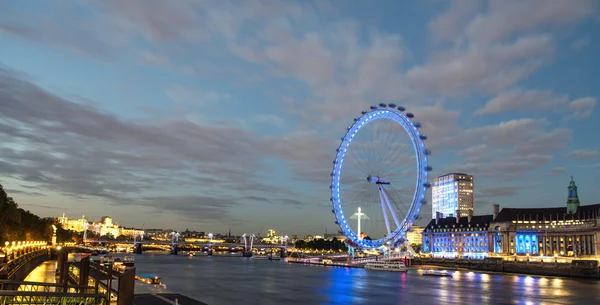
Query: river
xmin=132 ymin=253 xmax=600 ymax=305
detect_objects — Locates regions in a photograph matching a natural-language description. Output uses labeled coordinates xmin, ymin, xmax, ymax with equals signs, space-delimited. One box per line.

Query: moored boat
xmin=422 ymin=269 xmax=452 ymax=277
xmin=123 ymin=256 xmax=135 ymax=267
xmin=136 ymin=274 xmax=167 ymax=289
xmin=364 ymin=261 xmax=408 ymax=272
xmin=252 ymin=254 xmax=281 ymax=261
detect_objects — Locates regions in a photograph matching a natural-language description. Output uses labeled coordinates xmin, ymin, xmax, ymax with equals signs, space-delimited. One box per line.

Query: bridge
xmin=83 ymin=232 xmax=293 ymax=256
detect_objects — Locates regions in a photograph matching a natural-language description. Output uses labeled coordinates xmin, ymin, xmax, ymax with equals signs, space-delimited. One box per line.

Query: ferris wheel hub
xmin=367 ymin=175 xmax=391 ymax=185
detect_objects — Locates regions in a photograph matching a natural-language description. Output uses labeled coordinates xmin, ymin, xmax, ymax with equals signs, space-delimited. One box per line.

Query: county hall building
xmin=422 ymin=177 xmax=600 ymax=259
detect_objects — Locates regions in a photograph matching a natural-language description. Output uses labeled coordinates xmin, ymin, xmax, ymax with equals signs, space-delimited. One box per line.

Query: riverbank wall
xmin=412 ymin=257 xmax=600 ymax=279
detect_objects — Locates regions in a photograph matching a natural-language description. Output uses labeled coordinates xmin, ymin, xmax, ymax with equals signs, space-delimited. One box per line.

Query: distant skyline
xmin=1 ymin=0 xmax=599 ymax=236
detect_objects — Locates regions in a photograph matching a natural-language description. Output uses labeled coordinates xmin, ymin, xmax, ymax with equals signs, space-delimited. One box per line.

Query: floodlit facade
xmin=490 ymin=177 xmax=599 ymax=257
xmin=57 ymin=214 xmax=143 ymax=238
xmin=406 ymin=226 xmax=424 ymax=245
xmin=421 ymin=177 xmax=600 ymax=259
xmin=432 ymin=173 xmax=474 ymax=218
xmin=421 ymin=211 xmax=492 ymax=259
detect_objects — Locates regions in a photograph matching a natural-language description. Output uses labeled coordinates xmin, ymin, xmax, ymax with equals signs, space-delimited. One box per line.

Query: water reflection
xmin=132 ymin=254 xmax=600 ymax=305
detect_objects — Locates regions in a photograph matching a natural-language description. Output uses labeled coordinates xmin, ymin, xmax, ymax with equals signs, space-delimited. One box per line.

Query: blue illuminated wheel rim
xmin=330 ymin=104 xmax=431 ymax=249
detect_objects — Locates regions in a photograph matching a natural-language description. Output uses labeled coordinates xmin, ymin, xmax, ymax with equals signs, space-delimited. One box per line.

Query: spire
xmin=566 ymin=175 xmax=580 ymax=214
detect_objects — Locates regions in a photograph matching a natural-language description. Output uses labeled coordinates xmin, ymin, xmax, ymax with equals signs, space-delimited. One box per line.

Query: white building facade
xmin=432 ymin=173 xmax=474 ymax=218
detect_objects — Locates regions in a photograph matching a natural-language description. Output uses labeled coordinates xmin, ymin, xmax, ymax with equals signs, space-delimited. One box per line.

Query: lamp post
xmin=3 ymin=241 xmax=8 ymax=263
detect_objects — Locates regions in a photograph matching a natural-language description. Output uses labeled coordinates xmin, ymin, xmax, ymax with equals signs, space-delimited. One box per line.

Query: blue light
xmin=331 ymin=107 xmax=430 ymax=249
xmin=516 ymin=233 xmax=538 ymax=255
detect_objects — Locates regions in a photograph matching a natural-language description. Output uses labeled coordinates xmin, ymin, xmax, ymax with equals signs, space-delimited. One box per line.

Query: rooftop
xmin=493 ymin=203 xmax=600 ymax=222
xmin=424 ymin=215 xmax=494 ymax=231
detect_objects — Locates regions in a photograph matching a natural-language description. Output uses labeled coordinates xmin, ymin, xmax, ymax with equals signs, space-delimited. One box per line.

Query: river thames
xmin=132 ymin=253 xmax=600 ymax=305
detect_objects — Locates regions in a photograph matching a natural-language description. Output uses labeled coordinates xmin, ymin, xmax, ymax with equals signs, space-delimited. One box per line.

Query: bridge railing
xmin=0 ymin=291 xmax=107 ymax=305
xmin=0 ymin=248 xmax=49 ymax=280
xmin=2 ymin=241 xmax=48 ymax=262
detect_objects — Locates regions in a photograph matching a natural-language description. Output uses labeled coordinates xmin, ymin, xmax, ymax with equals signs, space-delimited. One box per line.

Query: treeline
xmin=295 ymin=237 xmax=348 ymax=251
xmin=0 ymin=184 xmax=76 ymax=245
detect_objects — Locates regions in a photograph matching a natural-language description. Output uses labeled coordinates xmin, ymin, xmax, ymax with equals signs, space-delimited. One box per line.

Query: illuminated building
xmin=406 ymin=226 xmax=424 ymax=245
xmin=432 ymin=173 xmax=474 ymax=218
xmin=57 ymin=214 xmax=143 ymax=238
xmin=490 ymin=177 xmax=599 ymax=257
xmin=421 ymin=211 xmax=492 ymax=259
xmin=57 ymin=214 xmax=88 ymax=232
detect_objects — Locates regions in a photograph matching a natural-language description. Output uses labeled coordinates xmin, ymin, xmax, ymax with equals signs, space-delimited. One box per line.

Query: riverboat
xmin=422 ymin=270 xmax=452 ymax=277
xmin=252 ymin=254 xmax=281 ymax=261
xmin=364 ymin=261 xmax=408 ymax=272
xmin=136 ymin=274 xmax=167 ymax=289
xmin=123 ymin=256 xmax=135 ymax=267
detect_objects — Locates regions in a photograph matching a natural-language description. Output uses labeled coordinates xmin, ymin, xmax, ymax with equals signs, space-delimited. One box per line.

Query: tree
xmin=0 ymin=185 xmax=59 ymax=244
xmin=411 ymin=243 xmax=422 ymax=253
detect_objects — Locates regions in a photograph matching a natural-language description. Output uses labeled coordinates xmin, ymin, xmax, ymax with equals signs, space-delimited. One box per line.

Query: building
xmin=421 ymin=177 xmax=600 ymax=259
xmin=421 ymin=211 xmax=493 ymax=259
xmin=490 ymin=177 xmax=599 ymax=258
xmin=57 ymin=214 xmax=143 ymax=239
xmin=406 ymin=226 xmax=424 ymax=245
xmin=432 ymin=173 xmax=474 ymax=218
xmin=57 ymin=214 xmax=88 ymax=232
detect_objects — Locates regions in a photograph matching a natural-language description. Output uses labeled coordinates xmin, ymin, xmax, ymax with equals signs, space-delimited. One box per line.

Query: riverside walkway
xmin=18 ymin=260 xmax=57 ymax=291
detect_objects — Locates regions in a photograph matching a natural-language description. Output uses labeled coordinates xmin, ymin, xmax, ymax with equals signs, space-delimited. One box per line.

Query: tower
xmin=432 ymin=173 xmax=474 ymax=218
xmin=566 ymin=175 xmax=580 ymax=214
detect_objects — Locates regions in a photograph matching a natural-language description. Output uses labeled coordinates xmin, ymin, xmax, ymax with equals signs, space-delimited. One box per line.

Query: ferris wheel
xmin=330 ymin=103 xmax=432 ymax=249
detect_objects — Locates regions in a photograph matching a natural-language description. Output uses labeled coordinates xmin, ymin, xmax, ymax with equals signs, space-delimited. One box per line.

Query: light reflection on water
xmin=132 ymin=253 xmax=600 ymax=305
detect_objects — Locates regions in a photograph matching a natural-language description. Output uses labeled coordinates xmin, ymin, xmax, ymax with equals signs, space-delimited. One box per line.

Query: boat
xmin=136 ymin=274 xmax=167 ymax=289
xmin=252 ymin=254 xmax=281 ymax=261
xmin=123 ymin=256 xmax=135 ymax=267
xmin=422 ymin=269 xmax=452 ymax=277
xmin=364 ymin=261 xmax=408 ymax=272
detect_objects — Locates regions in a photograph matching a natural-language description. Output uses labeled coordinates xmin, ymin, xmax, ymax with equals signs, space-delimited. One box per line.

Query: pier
xmin=0 ymin=247 xmax=207 ymax=304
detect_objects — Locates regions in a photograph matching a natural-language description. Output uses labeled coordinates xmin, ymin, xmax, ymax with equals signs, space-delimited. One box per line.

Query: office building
xmin=406 ymin=226 xmax=424 ymax=245
xmin=432 ymin=173 xmax=474 ymax=218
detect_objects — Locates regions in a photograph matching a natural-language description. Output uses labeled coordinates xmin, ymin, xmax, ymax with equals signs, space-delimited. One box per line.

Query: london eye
xmin=330 ymin=103 xmax=431 ymax=249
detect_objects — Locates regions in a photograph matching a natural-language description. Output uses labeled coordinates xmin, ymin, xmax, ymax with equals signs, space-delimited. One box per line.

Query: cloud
xmin=476 ymin=89 xmax=597 ymax=117
xmin=549 ymin=167 xmax=567 ymax=175
xmin=408 ymin=0 xmax=598 ymax=96
xmin=3 ymin=188 xmax=45 ymax=197
xmin=0 ymin=0 xmax=598 ymax=231
xmin=137 ymin=195 xmax=240 ymax=222
xmin=429 ymin=0 xmax=483 ymax=43
xmin=476 ymin=89 xmax=568 ymax=115
xmin=406 ymin=34 xmax=554 ymax=95
xmin=0 ymin=67 xmax=310 ymax=221
xmin=446 ymin=118 xmax=571 ymax=155
xmin=565 ymin=149 xmax=599 ymax=159
xmin=567 ymin=97 xmax=596 ymax=119
xmin=478 ymin=185 xmax=534 ymax=198
xmin=571 ymin=38 xmax=590 ymax=52
xmin=464 ymin=0 xmax=598 ymax=46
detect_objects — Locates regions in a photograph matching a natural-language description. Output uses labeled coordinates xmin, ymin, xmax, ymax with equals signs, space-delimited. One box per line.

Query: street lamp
xmin=3 ymin=241 xmax=8 ymax=263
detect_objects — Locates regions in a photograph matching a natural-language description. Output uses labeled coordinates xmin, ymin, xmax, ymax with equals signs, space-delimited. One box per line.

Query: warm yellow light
xmin=4 ymin=241 xmax=8 ymax=247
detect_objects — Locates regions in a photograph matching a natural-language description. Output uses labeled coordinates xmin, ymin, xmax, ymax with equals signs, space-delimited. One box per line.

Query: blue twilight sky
xmin=0 ymin=0 xmax=599 ymax=237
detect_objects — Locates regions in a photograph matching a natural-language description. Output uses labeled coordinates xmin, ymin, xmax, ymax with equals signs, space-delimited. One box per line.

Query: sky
xmin=0 ymin=0 xmax=599 ymax=238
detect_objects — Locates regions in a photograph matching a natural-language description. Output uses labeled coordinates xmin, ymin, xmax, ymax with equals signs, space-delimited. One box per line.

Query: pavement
xmin=18 ymin=260 xmax=57 ymax=291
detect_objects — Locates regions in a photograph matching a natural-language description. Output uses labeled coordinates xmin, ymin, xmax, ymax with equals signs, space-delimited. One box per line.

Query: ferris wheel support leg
xmin=378 ymin=186 xmax=392 ymax=235
xmin=380 ymin=186 xmax=402 ymax=229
